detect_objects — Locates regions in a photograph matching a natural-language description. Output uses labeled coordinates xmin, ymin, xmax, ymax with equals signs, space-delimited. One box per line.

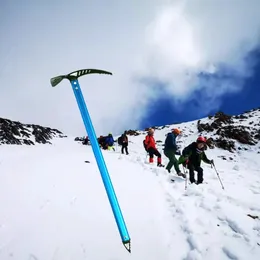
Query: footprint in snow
xmin=218 ymin=216 xmax=249 ymax=242
xmin=222 ymin=246 xmax=239 ymax=260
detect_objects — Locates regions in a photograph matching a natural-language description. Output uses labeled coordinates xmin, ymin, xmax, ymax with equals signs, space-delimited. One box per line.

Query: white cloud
xmin=141 ymin=0 xmax=260 ymax=107
xmin=0 ymin=0 xmax=260 ymax=136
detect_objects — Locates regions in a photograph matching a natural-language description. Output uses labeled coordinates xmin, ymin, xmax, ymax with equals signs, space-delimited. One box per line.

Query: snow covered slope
xmin=0 ymin=109 xmax=260 ymax=259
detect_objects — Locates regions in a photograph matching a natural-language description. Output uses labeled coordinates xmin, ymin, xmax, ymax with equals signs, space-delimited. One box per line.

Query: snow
xmin=1 ymin=117 xmax=260 ymax=259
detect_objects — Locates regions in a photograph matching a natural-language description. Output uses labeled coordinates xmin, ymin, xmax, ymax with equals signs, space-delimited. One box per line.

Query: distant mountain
xmin=0 ymin=117 xmax=67 ymax=145
xmin=121 ymin=107 xmax=260 ymax=154
xmin=2 ymin=107 xmax=259 ymax=153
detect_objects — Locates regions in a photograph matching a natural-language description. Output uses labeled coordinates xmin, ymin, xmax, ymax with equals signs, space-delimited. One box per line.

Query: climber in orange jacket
xmin=144 ymin=128 xmax=163 ymax=167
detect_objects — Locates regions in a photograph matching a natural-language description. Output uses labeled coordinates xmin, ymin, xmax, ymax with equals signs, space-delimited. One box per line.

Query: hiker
xmin=105 ymin=133 xmax=115 ymax=151
xmin=98 ymin=135 xmax=107 ymax=149
xmin=143 ymin=128 xmax=163 ymax=167
xmin=82 ymin=136 xmax=89 ymax=145
xmin=119 ymin=131 xmax=129 ymax=155
xmin=164 ymin=128 xmax=185 ymax=178
xmin=179 ymin=136 xmax=214 ymax=184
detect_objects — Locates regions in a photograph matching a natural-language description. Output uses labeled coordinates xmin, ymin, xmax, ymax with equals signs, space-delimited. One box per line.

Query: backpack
xmin=118 ymin=136 xmax=123 ymax=145
xmin=164 ymin=134 xmax=172 ymax=148
xmin=143 ymin=139 xmax=149 ymax=151
xmin=143 ymin=140 xmax=147 ymax=151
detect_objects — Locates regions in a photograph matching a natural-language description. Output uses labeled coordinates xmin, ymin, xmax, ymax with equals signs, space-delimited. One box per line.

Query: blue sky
xmin=141 ymin=49 xmax=260 ymax=129
xmin=0 ymin=1 xmax=260 ymax=136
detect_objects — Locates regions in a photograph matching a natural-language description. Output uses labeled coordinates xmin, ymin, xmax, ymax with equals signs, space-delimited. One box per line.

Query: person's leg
xmin=164 ymin=150 xmax=180 ymax=173
xmin=164 ymin=150 xmax=172 ymax=172
xmin=196 ymin=166 xmax=204 ymax=184
xmin=148 ymin=148 xmax=154 ymax=163
xmin=154 ymin=149 xmax=162 ymax=166
xmin=188 ymin=164 xmax=196 ymax=183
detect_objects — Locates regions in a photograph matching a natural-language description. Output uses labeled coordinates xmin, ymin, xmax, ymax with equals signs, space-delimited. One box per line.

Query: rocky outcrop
xmin=0 ymin=117 xmax=67 ymax=145
xmin=75 ymin=136 xmax=85 ymax=142
xmin=214 ymin=138 xmax=236 ymax=152
xmin=125 ymin=130 xmax=140 ymax=136
xmin=197 ymin=110 xmax=260 ymax=151
xmin=216 ymin=126 xmax=256 ymax=145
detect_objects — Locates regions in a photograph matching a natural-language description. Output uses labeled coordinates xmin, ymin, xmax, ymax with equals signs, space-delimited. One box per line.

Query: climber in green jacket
xmin=179 ymin=136 xmax=214 ymax=184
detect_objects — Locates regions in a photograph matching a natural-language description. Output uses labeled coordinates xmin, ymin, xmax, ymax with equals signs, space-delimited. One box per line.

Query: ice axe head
xmin=50 ymin=75 xmax=66 ymax=87
xmin=50 ymin=69 xmax=112 ymax=87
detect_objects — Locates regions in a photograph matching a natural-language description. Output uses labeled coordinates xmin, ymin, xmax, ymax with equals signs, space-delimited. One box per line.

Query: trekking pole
xmin=212 ymin=162 xmax=224 ymax=190
xmin=183 ymin=165 xmax=188 ymax=190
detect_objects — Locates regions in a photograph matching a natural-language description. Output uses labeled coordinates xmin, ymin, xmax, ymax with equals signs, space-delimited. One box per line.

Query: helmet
xmin=197 ymin=136 xmax=207 ymax=143
xmin=172 ymin=128 xmax=182 ymax=135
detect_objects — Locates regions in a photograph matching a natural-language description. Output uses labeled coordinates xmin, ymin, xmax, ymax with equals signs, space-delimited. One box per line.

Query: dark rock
xmin=214 ymin=111 xmax=232 ymax=124
xmin=206 ymin=137 xmax=215 ymax=149
xmin=217 ymin=125 xmax=256 ymax=145
xmin=237 ymin=114 xmax=248 ymax=119
xmin=214 ymin=138 xmax=235 ymax=152
xmin=125 ymin=130 xmax=140 ymax=136
xmin=196 ymin=108 xmax=259 ymax=152
xmin=75 ymin=137 xmax=85 ymax=142
xmin=0 ymin=117 xmax=66 ymax=145
xmin=197 ymin=120 xmax=215 ymax=132
xmin=23 ymin=139 xmax=35 ymax=145
xmin=255 ymin=130 xmax=260 ymax=140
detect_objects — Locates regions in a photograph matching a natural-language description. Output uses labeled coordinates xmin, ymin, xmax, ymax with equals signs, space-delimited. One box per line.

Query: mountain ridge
xmin=123 ymin=108 xmax=260 ymax=153
xmin=1 ymin=107 xmax=259 ymax=154
xmin=0 ymin=117 xmax=67 ymax=145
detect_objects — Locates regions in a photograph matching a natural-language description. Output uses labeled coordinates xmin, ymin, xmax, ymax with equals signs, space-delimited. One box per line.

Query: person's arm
xmin=202 ymin=152 xmax=213 ymax=164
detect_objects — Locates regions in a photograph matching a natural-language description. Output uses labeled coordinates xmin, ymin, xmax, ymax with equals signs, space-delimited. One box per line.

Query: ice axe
xmin=50 ymin=69 xmax=131 ymax=253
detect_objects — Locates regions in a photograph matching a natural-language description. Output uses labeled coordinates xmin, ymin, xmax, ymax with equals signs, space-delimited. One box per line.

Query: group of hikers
xmin=143 ymin=127 xmax=214 ymax=185
xmin=82 ymin=127 xmax=214 ymax=185
xmin=83 ymin=133 xmax=116 ymax=151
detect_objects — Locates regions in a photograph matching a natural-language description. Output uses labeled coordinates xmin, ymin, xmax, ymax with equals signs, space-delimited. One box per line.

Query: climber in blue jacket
xmin=164 ymin=128 xmax=185 ymax=177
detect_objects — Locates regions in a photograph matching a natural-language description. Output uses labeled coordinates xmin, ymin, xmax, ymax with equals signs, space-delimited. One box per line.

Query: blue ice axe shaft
xmin=50 ymin=69 xmax=131 ymax=252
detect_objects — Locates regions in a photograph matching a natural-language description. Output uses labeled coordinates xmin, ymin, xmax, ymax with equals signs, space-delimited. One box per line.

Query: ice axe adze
xmin=50 ymin=69 xmax=131 ymax=253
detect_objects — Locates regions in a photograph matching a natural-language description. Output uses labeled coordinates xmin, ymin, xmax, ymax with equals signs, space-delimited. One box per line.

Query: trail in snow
xmin=122 ymin=137 xmax=260 ymax=260
xmin=0 ymin=133 xmax=260 ymax=259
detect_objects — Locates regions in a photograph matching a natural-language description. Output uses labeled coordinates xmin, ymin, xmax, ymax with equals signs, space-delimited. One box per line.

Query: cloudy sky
xmin=1 ymin=0 xmax=260 ymax=136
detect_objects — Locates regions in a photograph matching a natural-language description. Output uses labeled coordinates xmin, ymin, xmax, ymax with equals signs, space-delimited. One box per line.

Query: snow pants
xmin=121 ymin=143 xmax=129 ymax=154
xmin=164 ymin=149 xmax=181 ymax=174
xmin=188 ymin=163 xmax=203 ymax=184
xmin=147 ymin=147 xmax=161 ymax=164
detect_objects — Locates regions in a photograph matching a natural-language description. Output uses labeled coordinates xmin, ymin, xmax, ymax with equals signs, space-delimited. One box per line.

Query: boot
xmin=157 ymin=157 xmax=163 ymax=167
xmin=177 ymin=172 xmax=186 ymax=178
